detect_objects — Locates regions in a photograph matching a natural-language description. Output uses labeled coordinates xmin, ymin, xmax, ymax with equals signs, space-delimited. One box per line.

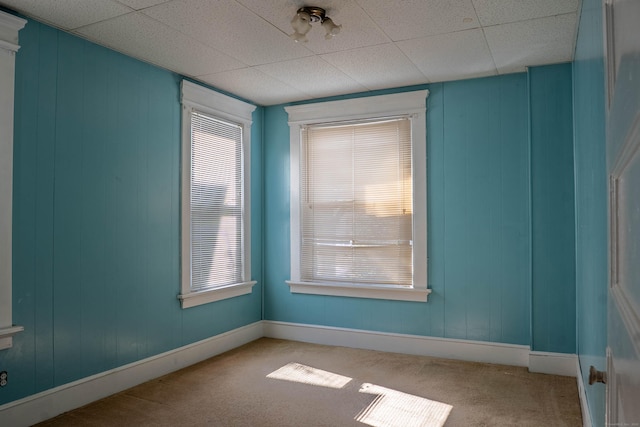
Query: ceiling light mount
xmin=299 ymin=6 xmax=326 ymax=23
xmin=290 ymin=6 xmax=341 ymax=43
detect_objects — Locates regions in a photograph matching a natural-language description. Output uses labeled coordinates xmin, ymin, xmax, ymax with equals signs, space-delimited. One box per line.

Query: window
xmin=285 ymin=90 xmax=430 ymax=302
xmin=0 ymin=10 xmax=26 ymax=350
xmin=179 ymin=80 xmax=256 ymax=308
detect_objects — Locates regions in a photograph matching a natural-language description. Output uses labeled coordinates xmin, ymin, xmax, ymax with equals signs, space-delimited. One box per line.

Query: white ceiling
xmin=0 ymin=0 xmax=580 ymax=106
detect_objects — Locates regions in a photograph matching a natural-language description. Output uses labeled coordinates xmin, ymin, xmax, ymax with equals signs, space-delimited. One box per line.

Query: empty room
xmin=0 ymin=0 xmax=638 ymax=426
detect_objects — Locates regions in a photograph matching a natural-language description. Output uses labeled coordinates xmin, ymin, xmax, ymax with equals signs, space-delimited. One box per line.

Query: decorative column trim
xmin=0 ymin=10 xmax=26 ymax=350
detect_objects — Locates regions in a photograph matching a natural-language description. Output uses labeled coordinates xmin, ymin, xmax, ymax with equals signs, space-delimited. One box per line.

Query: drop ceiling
xmin=0 ymin=0 xmax=580 ymax=106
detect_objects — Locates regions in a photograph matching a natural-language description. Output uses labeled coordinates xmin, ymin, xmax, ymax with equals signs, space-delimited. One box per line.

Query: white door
xmin=605 ymin=0 xmax=640 ymax=424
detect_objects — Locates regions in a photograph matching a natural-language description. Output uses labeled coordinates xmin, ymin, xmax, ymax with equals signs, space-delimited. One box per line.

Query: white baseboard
xmin=576 ymin=358 xmax=593 ymax=427
xmin=264 ymin=321 xmax=580 ymax=378
xmin=1 ymin=320 xmax=583 ymax=427
xmin=263 ymin=320 xmax=531 ymax=367
xmin=529 ymin=351 xmax=578 ymax=376
xmin=0 ymin=321 xmax=264 ymax=427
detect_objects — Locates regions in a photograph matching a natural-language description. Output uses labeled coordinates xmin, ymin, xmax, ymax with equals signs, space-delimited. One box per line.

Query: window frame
xmin=285 ymin=90 xmax=430 ymax=302
xmin=178 ymin=80 xmax=256 ymax=309
xmin=0 ymin=10 xmax=26 ymax=350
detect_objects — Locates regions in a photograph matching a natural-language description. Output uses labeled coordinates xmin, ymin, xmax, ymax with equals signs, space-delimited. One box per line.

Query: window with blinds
xmin=301 ymin=117 xmax=413 ymax=287
xmin=285 ymin=89 xmax=429 ymax=302
xmin=189 ymin=111 xmax=244 ymax=291
xmin=179 ymin=80 xmax=256 ymax=308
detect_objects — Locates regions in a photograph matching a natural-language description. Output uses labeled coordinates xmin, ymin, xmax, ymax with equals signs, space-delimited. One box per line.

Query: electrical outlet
xmin=0 ymin=371 xmax=7 ymax=387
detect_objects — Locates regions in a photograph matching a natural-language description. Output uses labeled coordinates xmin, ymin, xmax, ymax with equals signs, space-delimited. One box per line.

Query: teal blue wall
xmin=529 ymin=64 xmax=576 ymax=353
xmin=2 ymin=7 xmax=587 ymax=413
xmin=0 ymin=19 xmax=262 ymax=405
xmin=263 ymin=74 xmax=534 ymax=345
xmin=573 ymin=0 xmax=608 ymax=424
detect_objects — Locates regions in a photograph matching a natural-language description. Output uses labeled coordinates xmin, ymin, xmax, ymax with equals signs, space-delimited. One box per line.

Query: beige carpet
xmin=37 ymin=338 xmax=582 ymax=426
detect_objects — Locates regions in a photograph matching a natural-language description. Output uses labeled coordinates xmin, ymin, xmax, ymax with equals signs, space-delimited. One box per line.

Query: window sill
xmin=286 ymin=280 xmax=430 ymax=302
xmin=0 ymin=325 xmax=24 ymax=350
xmin=178 ymin=281 xmax=257 ymax=309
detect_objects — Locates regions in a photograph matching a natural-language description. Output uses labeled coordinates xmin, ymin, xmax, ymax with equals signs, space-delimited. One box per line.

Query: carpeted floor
xmin=37 ymin=338 xmax=582 ymax=426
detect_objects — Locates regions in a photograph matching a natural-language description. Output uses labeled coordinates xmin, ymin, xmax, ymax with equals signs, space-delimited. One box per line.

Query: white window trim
xmin=0 ymin=10 xmax=26 ymax=350
xmin=284 ymin=90 xmax=430 ymax=302
xmin=178 ymin=80 xmax=257 ymax=309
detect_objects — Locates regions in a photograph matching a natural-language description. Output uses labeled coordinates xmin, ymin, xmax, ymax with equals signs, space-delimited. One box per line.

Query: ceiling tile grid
xmin=77 ymin=12 xmax=246 ymax=77
xmin=484 ymin=13 xmax=578 ymax=74
xmin=256 ymin=56 xmax=368 ymax=98
xmin=471 ymin=0 xmax=580 ymax=27
xmin=0 ymin=0 xmax=133 ymax=30
xmin=142 ymin=0 xmax=314 ymax=66
xmin=236 ymin=0 xmax=392 ymax=54
xmin=321 ymin=43 xmax=429 ymax=90
xmin=115 ymin=0 xmax=172 ymax=11
xmin=397 ymin=28 xmax=497 ymax=83
xmin=356 ymin=0 xmax=481 ymax=41
xmin=198 ymin=66 xmax=311 ymax=105
xmin=0 ymin=0 xmax=581 ymax=105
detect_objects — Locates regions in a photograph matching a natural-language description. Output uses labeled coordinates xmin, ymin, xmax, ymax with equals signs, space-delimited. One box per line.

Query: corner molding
xmin=0 ymin=39 xmax=20 ymax=53
xmin=0 ymin=11 xmax=26 ymax=51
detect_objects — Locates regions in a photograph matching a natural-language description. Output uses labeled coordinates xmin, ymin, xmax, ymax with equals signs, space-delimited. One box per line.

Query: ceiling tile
xmin=322 ymin=43 xmax=427 ymax=90
xmin=77 ymin=12 xmax=245 ymax=76
xmin=237 ymin=0 xmax=391 ymax=54
xmin=256 ymin=56 xmax=368 ymax=98
xmin=115 ymin=0 xmax=172 ymax=10
xmin=472 ymin=0 xmax=580 ymax=27
xmin=198 ymin=67 xmax=311 ymax=105
xmin=397 ymin=28 xmax=496 ymax=83
xmin=0 ymin=0 xmax=132 ymax=30
xmin=142 ymin=0 xmax=313 ymax=66
xmin=357 ymin=0 xmax=480 ymax=41
xmin=484 ymin=13 xmax=577 ymax=74
xmin=2 ymin=0 xmax=581 ymax=106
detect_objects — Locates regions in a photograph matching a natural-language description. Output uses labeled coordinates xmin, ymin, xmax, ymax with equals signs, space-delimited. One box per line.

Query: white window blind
xmin=190 ymin=111 xmax=244 ymax=291
xmin=300 ymin=117 xmax=413 ymax=287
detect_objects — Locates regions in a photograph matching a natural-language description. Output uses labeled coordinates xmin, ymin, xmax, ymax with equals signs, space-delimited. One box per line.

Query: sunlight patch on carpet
xmin=355 ymin=383 xmax=452 ymax=427
xmin=266 ymin=362 xmax=352 ymax=389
